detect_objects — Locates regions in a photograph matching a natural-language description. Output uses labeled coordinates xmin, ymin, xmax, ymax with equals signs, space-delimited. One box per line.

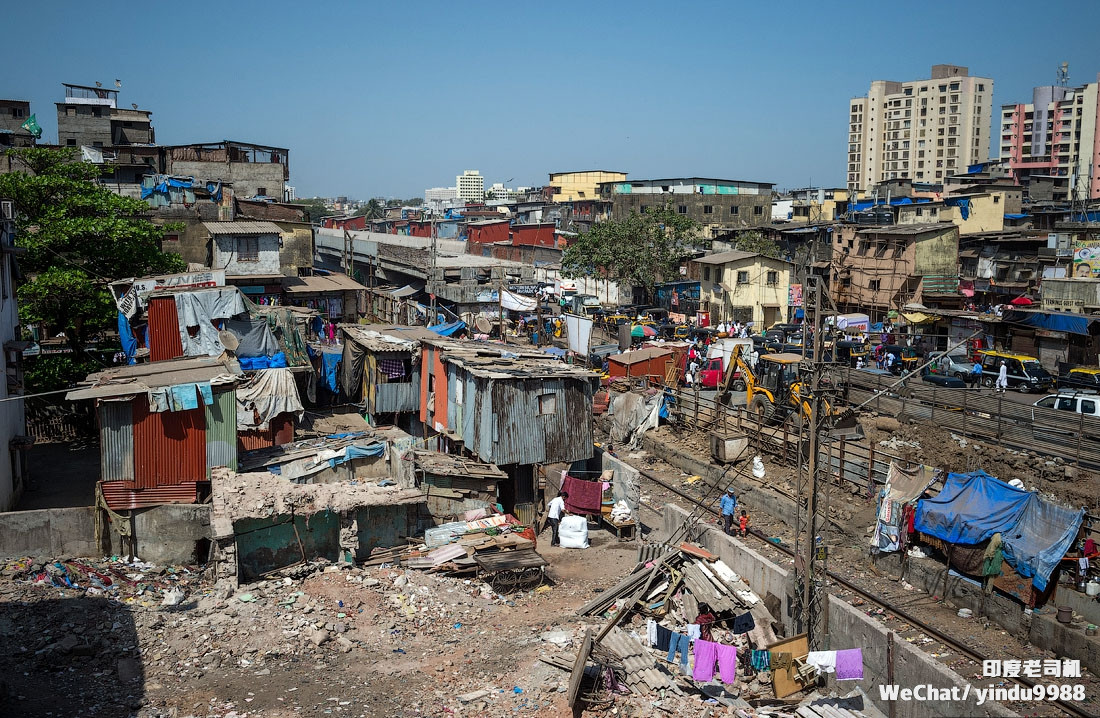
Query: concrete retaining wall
xmin=663 ymin=504 xmax=1015 ymax=717
xmin=0 ymin=504 xmax=212 ymax=565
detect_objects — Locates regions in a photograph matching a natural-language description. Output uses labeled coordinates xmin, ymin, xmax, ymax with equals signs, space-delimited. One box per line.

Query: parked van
xmin=977 ymin=350 xmax=1053 ymax=393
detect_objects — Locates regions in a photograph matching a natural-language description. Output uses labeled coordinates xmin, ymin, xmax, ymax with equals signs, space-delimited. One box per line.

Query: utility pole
xmin=791 ymin=276 xmax=834 ymax=650
xmin=498 ymin=275 xmax=506 ymax=344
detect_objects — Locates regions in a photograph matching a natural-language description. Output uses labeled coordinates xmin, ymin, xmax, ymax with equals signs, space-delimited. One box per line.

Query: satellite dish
xmin=218 ymin=330 xmax=240 ymax=352
xmin=131 ymin=103 xmax=138 ymax=110
xmin=95 ymin=81 xmax=102 ymax=88
xmin=115 ymin=79 xmax=122 ymax=88
xmin=474 ymin=317 xmax=491 ymax=334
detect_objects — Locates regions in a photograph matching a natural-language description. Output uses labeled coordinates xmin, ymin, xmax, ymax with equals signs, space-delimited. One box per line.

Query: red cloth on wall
xmin=562 ymin=475 xmax=603 ymax=514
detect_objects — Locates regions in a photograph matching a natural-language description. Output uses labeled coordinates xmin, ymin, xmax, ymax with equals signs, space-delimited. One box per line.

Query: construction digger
xmin=718 ymin=345 xmax=860 ymax=436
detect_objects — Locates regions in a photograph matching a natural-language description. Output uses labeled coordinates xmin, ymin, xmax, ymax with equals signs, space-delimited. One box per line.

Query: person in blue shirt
xmin=720 ymin=487 xmax=737 ymax=535
xmin=970 ymin=361 xmax=982 ymax=388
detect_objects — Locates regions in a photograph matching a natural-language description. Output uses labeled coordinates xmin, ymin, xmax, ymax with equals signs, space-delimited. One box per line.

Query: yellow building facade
xmin=690 ymin=250 xmax=793 ymax=327
xmin=548 ymin=170 xmax=627 ymax=203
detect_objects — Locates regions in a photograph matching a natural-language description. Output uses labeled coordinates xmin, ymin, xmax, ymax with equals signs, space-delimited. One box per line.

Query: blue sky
xmin=4 ymin=1 xmax=1100 ymax=199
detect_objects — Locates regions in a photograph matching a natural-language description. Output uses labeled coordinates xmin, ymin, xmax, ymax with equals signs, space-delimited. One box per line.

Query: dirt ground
xmin=0 ymin=527 xmax=738 ymax=718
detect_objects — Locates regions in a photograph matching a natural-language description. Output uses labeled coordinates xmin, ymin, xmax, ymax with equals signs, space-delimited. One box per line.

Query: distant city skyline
xmin=3 ymin=1 xmax=1099 ymax=199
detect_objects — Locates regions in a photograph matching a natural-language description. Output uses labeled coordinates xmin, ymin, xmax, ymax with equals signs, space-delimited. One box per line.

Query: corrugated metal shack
xmin=607 ymin=346 xmax=675 ymax=381
xmin=339 ymin=324 xmax=438 ymax=425
xmin=66 ymin=356 xmax=243 ymax=510
xmin=417 ymin=339 xmax=597 ymax=516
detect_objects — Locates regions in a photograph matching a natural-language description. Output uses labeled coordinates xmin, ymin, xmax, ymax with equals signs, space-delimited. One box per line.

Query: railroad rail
xmin=633 ymin=465 xmax=1094 ymax=718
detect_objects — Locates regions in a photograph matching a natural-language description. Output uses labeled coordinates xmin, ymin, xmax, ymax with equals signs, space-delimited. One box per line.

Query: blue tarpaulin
xmin=429 ymin=320 xmax=466 ymax=337
xmin=321 ymin=351 xmax=341 ymax=393
xmin=915 ymin=470 xmax=1084 ymax=591
xmin=1002 ymin=310 xmax=1090 ymax=336
xmin=118 ymin=311 xmax=137 ymax=365
xmin=328 ymin=442 xmax=386 ymax=467
xmin=1002 ymin=494 xmax=1084 ymax=592
xmin=944 ymin=196 xmax=971 ymax=220
xmin=1004 ymin=213 xmax=1029 ymax=220
xmin=915 ymin=471 xmax=1030 ymax=544
xmin=542 ymin=347 xmax=566 ymax=357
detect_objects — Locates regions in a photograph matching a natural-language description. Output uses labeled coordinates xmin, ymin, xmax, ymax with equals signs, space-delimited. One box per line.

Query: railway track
xmin=633 ymin=464 xmax=1095 ymax=718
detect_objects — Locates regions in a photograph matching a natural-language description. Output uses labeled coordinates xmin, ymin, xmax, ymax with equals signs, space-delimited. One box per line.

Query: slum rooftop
xmin=340 ymin=324 xmax=440 ymax=352
xmin=65 ymin=355 xmax=241 ymax=401
xmin=428 ymin=339 xmax=597 ymax=379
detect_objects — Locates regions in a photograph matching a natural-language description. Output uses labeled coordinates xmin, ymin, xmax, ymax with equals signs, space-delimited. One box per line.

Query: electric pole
xmin=791 ymin=276 xmax=835 ymax=650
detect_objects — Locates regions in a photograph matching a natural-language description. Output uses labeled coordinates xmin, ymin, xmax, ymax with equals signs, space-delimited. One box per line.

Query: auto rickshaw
xmin=834 ymin=339 xmax=871 ymax=368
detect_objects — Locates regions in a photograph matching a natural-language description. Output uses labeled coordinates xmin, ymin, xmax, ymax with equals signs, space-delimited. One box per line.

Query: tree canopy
xmin=357 ymin=198 xmax=385 ymax=219
xmin=561 ymin=205 xmax=701 ymax=301
xmin=729 ymin=230 xmax=783 ymax=260
xmin=0 ymin=147 xmax=184 ymax=350
xmin=292 ymin=197 xmax=332 ymax=223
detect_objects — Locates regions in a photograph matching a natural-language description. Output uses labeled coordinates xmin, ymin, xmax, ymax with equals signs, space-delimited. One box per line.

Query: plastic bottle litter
xmin=752 ymin=456 xmax=766 ymax=479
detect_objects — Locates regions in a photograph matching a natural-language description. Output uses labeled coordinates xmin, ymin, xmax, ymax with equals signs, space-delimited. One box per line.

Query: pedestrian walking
xmin=720 ymin=487 xmax=737 ymax=535
xmin=996 ymin=360 xmax=1008 ymax=392
xmin=546 ymin=490 xmax=568 ymax=546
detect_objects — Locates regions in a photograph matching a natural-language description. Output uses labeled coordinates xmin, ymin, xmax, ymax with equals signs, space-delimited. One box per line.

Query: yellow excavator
xmin=722 ymin=345 xmax=856 ymax=433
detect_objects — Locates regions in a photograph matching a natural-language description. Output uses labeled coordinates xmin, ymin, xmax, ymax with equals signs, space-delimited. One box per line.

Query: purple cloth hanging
xmin=692 ymin=640 xmax=718 ymax=681
xmin=715 ymin=643 xmax=737 ymax=683
xmin=835 ymin=648 xmax=864 ymax=681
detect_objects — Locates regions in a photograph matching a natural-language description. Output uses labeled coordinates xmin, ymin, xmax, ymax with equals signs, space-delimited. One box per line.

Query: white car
xmin=1033 ymin=393 xmax=1100 ymax=418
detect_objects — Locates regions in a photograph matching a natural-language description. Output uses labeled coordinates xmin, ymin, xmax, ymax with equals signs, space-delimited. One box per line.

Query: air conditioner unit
xmin=0 ymin=201 xmax=12 ymax=220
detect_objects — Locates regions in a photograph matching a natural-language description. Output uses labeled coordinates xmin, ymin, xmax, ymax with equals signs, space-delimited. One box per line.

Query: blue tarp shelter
xmin=915 ymin=470 xmax=1084 ymax=591
xmin=1002 ymin=310 xmax=1091 ymax=336
xmin=428 ymin=320 xmax=466 ymax=337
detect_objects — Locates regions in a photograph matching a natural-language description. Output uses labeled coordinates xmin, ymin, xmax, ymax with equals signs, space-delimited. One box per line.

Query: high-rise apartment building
xmin=456 ymin=170 xmax=484 ymax=202
xmin=999 ymin=75 xmax=1100 ymax=201
xmin=847 ymin=65 xmax=992 ymax=192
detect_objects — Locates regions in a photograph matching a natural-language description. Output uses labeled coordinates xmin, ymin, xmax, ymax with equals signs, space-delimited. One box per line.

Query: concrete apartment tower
xmin=999 ymin=73 xmax=1100 ymax=201
xmin=456 ymin=170 xmax=484 ymax=202
xmin=847 ymin=65 xmax=993 ymax=192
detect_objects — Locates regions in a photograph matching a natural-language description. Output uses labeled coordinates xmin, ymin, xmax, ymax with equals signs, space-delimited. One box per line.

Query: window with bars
xmin=237 ymin=237 xmax=259 ymax=262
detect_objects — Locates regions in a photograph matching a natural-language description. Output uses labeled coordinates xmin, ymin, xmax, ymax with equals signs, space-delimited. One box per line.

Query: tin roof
xmin=435 ymin=342 xmax=596 ymax=380
xmin=413 ymin=450 xmax=507 ymax=480
xmin=66 ymin=355 xmax=241 ymax=400
xmin=283 ymin=273 xmax=367 ymax=293
xmin=203 ymin=221 xmax=283 ymax=235
xmin=692 ymin=250 xmax=791 ymax=265
xmin=608 ymin=347 xmax=672 ymax=365
xmin=341 ymin=324 xmax=438 ymax=352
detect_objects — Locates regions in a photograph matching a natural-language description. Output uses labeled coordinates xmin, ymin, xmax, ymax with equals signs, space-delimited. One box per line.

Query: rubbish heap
xmin=559 ymin=541 xmax=873 ymax=716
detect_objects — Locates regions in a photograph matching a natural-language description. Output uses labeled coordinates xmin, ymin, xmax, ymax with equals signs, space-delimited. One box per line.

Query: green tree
xmin=561 ymin=204 xmax=700 ymax=303
xmin=0 ymin=147 xmax=184 ymax=355
xmin=729 ymin=230 xmax=783 ymax=259
xmin=292 ymin=197 xmax=332 ymax=222
xmin=359 ymin=198 xmax=385 ymax=219
xmin=404 ymin=197 xmax=424 ymax=207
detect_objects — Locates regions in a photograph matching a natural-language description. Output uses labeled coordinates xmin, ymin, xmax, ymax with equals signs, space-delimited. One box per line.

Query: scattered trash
xmin=752 ymin=455 xmax=766 ymax=479
xmin=160 ymin=587 xmax=186 ymax=606
xmin=512 ymin=686 xmax=523 ymax=694
xmin=957 ymin=608 xmax=973 ymax=619
xmin=237 ymin=593 xmax=257 ymax=603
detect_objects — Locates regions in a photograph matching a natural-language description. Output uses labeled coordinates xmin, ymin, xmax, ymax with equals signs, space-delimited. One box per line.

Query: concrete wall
xmin=0 ymin=504 xmax=211 ymax=565
xmin=169 ymin=160 xmax=286 ymax=201
xmin=662 ymin=504 xmax=1015 ymax=717
xmin=611 ymin=192 xmax=771 ymax=236
xmin=913 ymin=228 xmax=960 ymax=276
xmin=213 ymin=233 xmax=282 ymax=276
xmin=57 ymin=105 xmax=111 ymax=147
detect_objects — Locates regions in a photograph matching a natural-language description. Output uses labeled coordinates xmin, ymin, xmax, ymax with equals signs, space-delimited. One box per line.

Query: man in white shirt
xmin=547 ymin=490 xmax=568 ymax=546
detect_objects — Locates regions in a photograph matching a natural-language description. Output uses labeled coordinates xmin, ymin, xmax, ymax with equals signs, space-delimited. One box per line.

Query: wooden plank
xmin=567 ymin=630 xmax=594 ymax=708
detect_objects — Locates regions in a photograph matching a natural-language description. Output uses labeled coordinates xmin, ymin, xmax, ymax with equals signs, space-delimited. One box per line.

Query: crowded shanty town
xmin=0 ymin=250 xmax=1096 ymax=718
xmin=7 ymin=57 xmax=1100 ymax=715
